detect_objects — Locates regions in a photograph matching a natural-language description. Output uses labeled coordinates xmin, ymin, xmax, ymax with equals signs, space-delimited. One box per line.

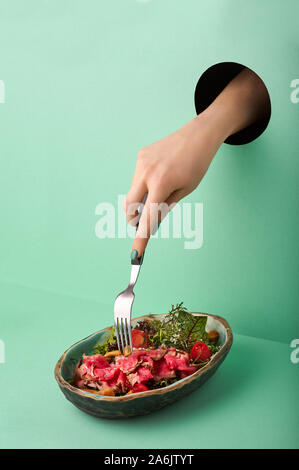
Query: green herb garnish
xmin=147 ymin=302 xmax=209 ymax=352
xmin=92 ymin=303 xmax=220 ymax=357
xmin=93 ymin=326 xmax=117 ymax=355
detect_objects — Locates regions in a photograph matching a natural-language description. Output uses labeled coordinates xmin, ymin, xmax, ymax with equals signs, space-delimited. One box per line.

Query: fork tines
xmin=115 ymin=317 xmax=132 ymax=355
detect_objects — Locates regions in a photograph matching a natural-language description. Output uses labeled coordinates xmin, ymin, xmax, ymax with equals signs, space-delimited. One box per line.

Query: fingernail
xmin=131 ymin=249 xmax=138 ymax=260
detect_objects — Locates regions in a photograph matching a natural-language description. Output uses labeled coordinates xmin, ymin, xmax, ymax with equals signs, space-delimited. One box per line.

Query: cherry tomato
xmin=190 ymin=342 xmax=211 ymax=362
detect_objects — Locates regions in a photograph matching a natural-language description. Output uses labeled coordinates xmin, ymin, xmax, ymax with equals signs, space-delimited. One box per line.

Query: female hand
xmin=124 ymin=68 xmax=270 ymax=258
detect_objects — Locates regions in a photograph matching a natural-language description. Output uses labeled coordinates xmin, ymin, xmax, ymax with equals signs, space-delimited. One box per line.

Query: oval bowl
xmin=54 ymin=312 xmax=233 ymax=419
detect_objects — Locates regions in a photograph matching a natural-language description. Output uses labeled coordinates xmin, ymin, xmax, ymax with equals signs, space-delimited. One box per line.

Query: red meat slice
xmin=93 ymin=368 xmax=129 ymax=393
xmin=114 ymin=347 xmax=166 ymax=374
xmin=164 ymin=351 xmax=197 ymax=378
xmin=115 ymin=353 xmax=140 ymax=374
xmin=75 ymin=345 xmax=197 ymax=393
xmin=164 ymin=354 xmax=177 ymax=370
xmin=74 ymin=361 xmax=87 ymax=383
xmin=83 ymin=353 xmax=109 ymax=371
xmin=132 ymin=383 xmax=149 ymax=393
xmin=75 ymin=357 xmax=109 ymax=384
xmin=93 ymin=366 xmax=118 ymax=382
xmin=106 ymin=369 xmax=128 ymax=393
xmin=152 ymin=359 xmax=176 ymax=381
xmin=116 ymin=370 xmax=128 ymax=392
xmin=137 ymin=367 xmax=153 ymax=383
xmin=166 ymin=348 xmax=189 ymax=361
xmin=179 ymin=366 xmax=197 ymax=379
xmin=145 ymin=348 xmax=167 ymax=361
xmin=127 ymin=372 xmax=139 ymax=387
xmin=139 ymin=355 xmax=154 ymax=370
xmin=129 ymin=348 xmax=167 ymax=361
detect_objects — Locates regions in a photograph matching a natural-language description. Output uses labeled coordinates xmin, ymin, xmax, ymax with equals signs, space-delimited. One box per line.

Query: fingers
xmin=131 ymin=189 xmax=168 ymax=258
xmin=130 ymin=188 xmax=185 ymax=258
xmin=164 ymin=188 xmax=186 ymax=207
xmin=124 ymin=180 xmax=147 ymax=226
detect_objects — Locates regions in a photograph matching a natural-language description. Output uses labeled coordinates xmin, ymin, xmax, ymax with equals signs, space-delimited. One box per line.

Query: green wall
xmin=0 ymin=0 xmax=298 ymax=343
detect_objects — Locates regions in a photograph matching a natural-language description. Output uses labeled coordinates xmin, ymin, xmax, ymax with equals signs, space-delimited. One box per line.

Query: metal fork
xmin=113 ymin=194 xmax=147 ymax=354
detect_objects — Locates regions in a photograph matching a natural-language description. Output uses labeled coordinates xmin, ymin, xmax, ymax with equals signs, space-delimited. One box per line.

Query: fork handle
xmin=131 ymin=253 xmax=144 ymax=265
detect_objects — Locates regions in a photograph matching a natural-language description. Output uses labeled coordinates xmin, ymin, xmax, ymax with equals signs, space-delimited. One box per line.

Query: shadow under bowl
xmin=54 ymin=312 xmax=233 ymax=419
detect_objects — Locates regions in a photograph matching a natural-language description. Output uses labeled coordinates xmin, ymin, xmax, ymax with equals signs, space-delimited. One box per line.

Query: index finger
xmin=130 ymin=190 xmax=171 ymax=259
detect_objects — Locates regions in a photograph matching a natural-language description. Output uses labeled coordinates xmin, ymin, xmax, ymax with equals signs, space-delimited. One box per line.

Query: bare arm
xmin=125 ymin=68 xmax=270 ymax=259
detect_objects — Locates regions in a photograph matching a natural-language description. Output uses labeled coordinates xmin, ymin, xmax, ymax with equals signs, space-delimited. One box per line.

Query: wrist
xmin=191 ymin=105 xmax=233 ymax=146
xmin=175 ymin=110 xmax=228 ymax=173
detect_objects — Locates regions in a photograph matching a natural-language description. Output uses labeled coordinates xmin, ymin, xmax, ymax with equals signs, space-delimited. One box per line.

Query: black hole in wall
xmin=194 ymin=62 xmax=271 ymax=145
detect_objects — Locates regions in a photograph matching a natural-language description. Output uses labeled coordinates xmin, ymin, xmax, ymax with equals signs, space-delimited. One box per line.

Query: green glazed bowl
xmin=54 ymin=312 xmax=233 ymax=419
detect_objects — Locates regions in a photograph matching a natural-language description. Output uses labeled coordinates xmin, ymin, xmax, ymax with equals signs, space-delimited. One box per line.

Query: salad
xmin=73 ymin=303 xmax=220 ymax=396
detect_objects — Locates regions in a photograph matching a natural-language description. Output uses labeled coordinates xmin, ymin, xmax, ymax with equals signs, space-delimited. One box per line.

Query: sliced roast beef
xmin=179 ymin=367 xmax=197 ymax=379
xmin=164 ymin=351 xmax=189 ymax=371
xmin=153 ymin=358 xmax=177 ymax=381
xmin=114 ymin=347 xmax=166 ymax=373
xmin=115 ymin=352 xmax=141 ymax=374
xmin=106 ymin=369 xmax=128 ymax=393
xmin=127 ymin=372 xmax=139 ymax=387
xmin=83 ymin=353 xmax=109 ymax=370
xmin=144 ymin=347 xmax=167 ymax=361
xmin=126 ymin=347 xmax=167 ymax=361
xmin=127 ymin=367 xmax=153 ymax=385
xmin=74 ymin=345 xmax=197 ymax=395
xmin=137 ymin=367 xmax=153 ymax=383
xmin=138 ymin=355 xmax=154 ymax=370
xmin=93 ymin=366 xmax=118 ymax=382
xmin=164 ymin=350 xmax=197 ymax=378
xmin=74 ymin=360 xmax=85 ymax=384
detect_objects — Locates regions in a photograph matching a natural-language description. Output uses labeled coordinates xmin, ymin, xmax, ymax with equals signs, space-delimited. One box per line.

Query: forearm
xmin=178 ymin=67 xmax=271 ymax=176
xmin=195 ymin=67 xmax=271 ymax=143
xmin=125 ymin=67 xmax=270 ymax=255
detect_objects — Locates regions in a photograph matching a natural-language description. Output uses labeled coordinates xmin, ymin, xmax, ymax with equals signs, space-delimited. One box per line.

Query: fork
xmin=113 ymin=194 xmax=147 ymax=354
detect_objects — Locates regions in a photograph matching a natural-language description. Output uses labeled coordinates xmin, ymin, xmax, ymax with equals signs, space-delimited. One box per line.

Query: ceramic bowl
xmin=54 ymin=312 xmax=233 ymax=419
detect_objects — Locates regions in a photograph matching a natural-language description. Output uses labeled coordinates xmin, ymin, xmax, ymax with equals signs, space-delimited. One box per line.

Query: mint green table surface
xmin=0 ymin=1 xmax=298 ymax=449
xmin=0 ymin=283 xmax=298 ymax=449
